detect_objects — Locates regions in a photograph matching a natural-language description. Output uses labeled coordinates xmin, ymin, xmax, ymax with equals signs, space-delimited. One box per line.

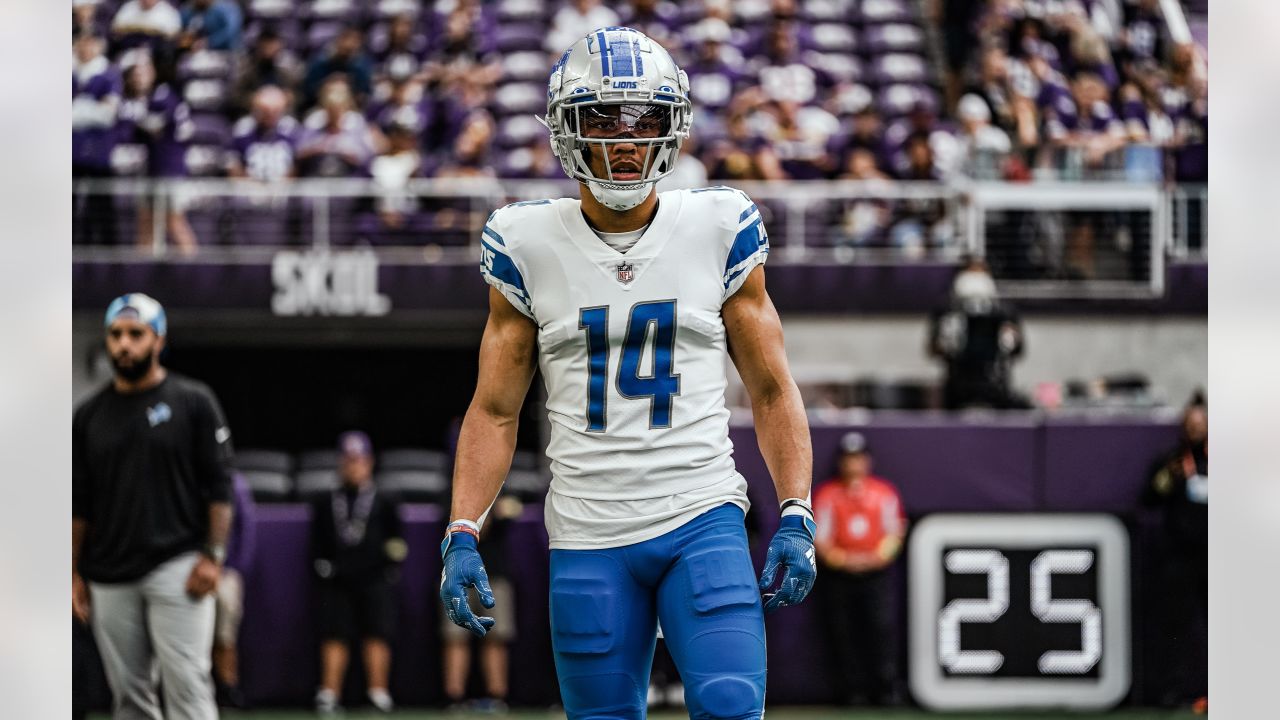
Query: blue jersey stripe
xmin=725 ymin=217 xmax=767 ymax=273
xmin=481 ymin=239 xmax=530 ymax=303
xmin=482 ymin=225 xmax=505 ymax=247
xmin=722 ymin=249 xmax=769 ymax=289
xmin=738 ymin=203 xmax=759 ymax=223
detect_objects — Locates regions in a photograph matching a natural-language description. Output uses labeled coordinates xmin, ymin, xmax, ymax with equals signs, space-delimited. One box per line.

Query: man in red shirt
xmin=813 ymin=432 xmax=907 ymax=706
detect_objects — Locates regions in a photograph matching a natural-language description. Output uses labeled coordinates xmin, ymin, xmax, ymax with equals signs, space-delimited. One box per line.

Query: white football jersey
xmin=480 ymin=187 xmax=769 ymax=549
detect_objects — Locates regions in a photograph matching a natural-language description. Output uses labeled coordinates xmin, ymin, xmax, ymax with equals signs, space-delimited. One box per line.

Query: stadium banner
xmin=73 ymin=257 xmax=1206 ymax=315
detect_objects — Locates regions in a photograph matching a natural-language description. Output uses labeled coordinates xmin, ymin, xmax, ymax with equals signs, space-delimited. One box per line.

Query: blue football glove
xmin=439 ymin=531 xmax=496 ymax=637
xmin=758 ymin=514 xmax=817 ymax=614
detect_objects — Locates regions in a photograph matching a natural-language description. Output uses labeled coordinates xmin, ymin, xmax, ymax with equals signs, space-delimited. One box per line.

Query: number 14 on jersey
xmin=579 ymin=300 xmax=682 ymax=432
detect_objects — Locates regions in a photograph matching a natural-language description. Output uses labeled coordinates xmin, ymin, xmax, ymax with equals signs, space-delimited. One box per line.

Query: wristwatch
xmin=201 ymin=543 xmax=227 ymax=566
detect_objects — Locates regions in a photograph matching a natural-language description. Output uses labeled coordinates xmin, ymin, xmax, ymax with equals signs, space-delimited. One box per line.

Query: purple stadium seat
xmin=306 ymin=21 xmax=346 ymax=54
xmin=876 ymin=83 xmax=940 ymax=116
xmin=495 ymin=115 xmax=545 ymax=149
xmin=243 ymin=18 xmax=304 ymax=50
xmin=373 ymin=0 xmax=422 ymax=20
xmin=807 ymin=50 xmax=864 ymax=83
xmin=502 ymin=51 xmax=552 ymax=82
xmin=248 ymin=0 xmax=293 ymax=20
xmin=801 ymin=0 xmax=853 ymax=23
xmin=183 ymin=79 xmax=229 ymax=112
xmin=857 ymin=0 xmax=915 ymax=25
xmin=809 ymin=23 xmax=857 ymax=53
xmin=190 ymin=113 xmax=232 ymax=146
xmin=303 ymin=0 xmax=362 ymax=22
xmin=492 ymin=82 xmax=546 ymax=116
xmin=496 ymin=0 xmax=547 ymax=23
xmin=109 ymin=144 xmax=149 ymax=177
xmin=177 ymin=50 xmax=233 ymax=81
xmin=184 ymin=145 xmax=226 ymax=177
xmin=871 ymin=53 xmax=929 ymax=84
xmin=863 ymin=23 xmax=925 ymax=53
xmin=495 ymin=24 xmax=545 ymax=53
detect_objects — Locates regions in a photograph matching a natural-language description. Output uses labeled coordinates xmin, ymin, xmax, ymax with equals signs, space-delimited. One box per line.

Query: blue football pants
xmin=549 ymin=504 xmax=766 ymax=719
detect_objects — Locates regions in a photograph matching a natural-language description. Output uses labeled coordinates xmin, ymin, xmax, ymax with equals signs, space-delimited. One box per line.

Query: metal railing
xmin=73 ymin=177 xmax=1204 ymax=297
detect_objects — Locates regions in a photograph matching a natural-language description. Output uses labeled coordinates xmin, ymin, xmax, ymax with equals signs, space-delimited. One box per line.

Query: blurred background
xmin=71 ymin=0 xmax=1207 ymax=716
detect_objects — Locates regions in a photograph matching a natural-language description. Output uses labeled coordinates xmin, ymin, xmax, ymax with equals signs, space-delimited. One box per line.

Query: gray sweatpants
xmin=89 ymin=551 xmax=218 ymax=720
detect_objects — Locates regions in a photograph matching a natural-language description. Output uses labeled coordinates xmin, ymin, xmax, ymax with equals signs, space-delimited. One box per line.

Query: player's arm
xmin=441 ymin=286 xmax=537 ymax=637
xmin=724 ymin=265 xmax=812 ymax=510
xmin=723 ymin=265 xmax=817 ymax=613
xmin=450 ymin=286 xmax=538 ymax=525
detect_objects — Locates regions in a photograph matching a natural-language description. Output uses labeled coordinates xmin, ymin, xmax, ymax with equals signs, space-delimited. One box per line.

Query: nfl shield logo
xmin=615 ymin=262 xmax=634 ymax=285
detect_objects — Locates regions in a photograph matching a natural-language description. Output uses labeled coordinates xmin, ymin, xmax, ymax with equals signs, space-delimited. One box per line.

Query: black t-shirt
xmin=310 ymin=485 xmax=404 ymax=584
xmin=73 ymin=373 xmax=234 ymax=583
xmin=1146 ymin=444 xmax=1208 ymax=554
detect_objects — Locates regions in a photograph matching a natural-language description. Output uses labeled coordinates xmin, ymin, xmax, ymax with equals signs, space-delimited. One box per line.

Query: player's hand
xmin=72 ymin=572 xmax=91 ymax=624
xmin=185 ymin=556 xmax=221 ymax=599
xmin=758 ymin=515 xmax=817 ymax=614
xmin=439 ymin=531 xmax=496 ymax=637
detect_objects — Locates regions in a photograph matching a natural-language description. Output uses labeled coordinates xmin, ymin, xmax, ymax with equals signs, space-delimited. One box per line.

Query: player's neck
xmin=114 ymin=365 xmax=167 ymax=394
xmin=578 ymin=183 xmax=660 ymax=234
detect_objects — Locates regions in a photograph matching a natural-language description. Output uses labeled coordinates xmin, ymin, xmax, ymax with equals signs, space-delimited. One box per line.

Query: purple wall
xmin=230 ymin=415 xmax=1180 ymax=708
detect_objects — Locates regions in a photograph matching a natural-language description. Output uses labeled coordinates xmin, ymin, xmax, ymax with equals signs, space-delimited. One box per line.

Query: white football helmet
xmin=543 ymin=27 xmax=693 ymax=211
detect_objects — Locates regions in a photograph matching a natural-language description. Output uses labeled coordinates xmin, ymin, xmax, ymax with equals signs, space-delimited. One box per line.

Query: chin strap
xmin=588 ymin=181 xmax=655 ymax=212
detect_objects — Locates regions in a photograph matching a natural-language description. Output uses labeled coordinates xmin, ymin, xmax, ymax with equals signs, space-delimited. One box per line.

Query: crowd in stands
xmin=72 ymin=0 xmax=1207 ymax=250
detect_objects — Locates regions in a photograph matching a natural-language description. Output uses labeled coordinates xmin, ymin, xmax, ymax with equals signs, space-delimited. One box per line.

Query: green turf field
xmin=91 ymin=708 xmax=1204 ymax=719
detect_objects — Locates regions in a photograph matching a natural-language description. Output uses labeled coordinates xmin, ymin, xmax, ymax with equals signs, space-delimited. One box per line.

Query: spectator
xmin=298 ymin=78 xmax=377 ymax=178
xmin=499 ymin=135 xmax=566 ymax=180
xmin=948 ymin=93 xmax=1012 ymax=179
xmin=618 ymin=0 xmax=680 ymax=46
xmin=366 ymin=74 xmax=430 ymax=146
xmin=546 ymin=0 xmax=620 ymax=55
xmin=813 ymin=432 xmax=906 ymax=706
xmin=834 ymin=148 xmax=892 ymax=247
xmin=213 ymin=472 xmax=257 ymax=709
xmin=681 ymin=18 xmax=748 ymax=123
xmin=230 ymin=27 xmax=303 ymax=116
xmin=73 ymin=0 xmax=109 ymax=39
xmin=765 ymin=99 xmax=840 ymax=179
xmin=227 ymin=85 xmax=300 ymax=182
xmin=110 ymin=0 xmax=182 ymax=55
xmin=73 ymin=31 xmax=122 ymax=246
xmin=656 ymin=136 xmax=709 ymax=191
xmin=1144 ymin=392 xmax=1208 ymax=709
xmin=116 ymin=51 xmax=198 ymax=253
xmin=705 ymin=96 xmax=786 ymax=181
xmin=310 ymin=431 xmax=406 ymax=715
xmin=366 ymin=110 xmax=428 ymax=234
xmin=370 ymin=13 xmax=429 ymax=84
xmin=888 ymin=131 xmax=950 ymax=252
xmin=750 ymin=20 xmax=831 ymax=106
xmin=303 ymin=25 xmax=374 ymax=109
xmin=73 ymin=293 xmax=234 ymax=720
xmin=178 ymin=0 xmax=243 ymax=52
xmin=831 ymin=99 xmax=889 ymax=176
xmin=928 ymin=258 xmax=1028 ymax=409
xmin=441 ymin=493 xmax=521 ymax=712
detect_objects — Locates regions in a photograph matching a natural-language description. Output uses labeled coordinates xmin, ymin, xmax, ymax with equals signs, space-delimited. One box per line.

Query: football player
xmin=440 ymin=27 xmax=816 ymax=719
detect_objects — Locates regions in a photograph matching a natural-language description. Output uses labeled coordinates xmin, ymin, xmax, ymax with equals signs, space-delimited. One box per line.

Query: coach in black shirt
xmin=72 ymin=293 xmax=233 ymax=720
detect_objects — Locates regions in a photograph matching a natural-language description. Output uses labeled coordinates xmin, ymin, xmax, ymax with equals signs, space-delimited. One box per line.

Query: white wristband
xmin=779 ymin=497 xmax=814 ymax=520
xmin=447 ymin=518 xmax=481 ymax=533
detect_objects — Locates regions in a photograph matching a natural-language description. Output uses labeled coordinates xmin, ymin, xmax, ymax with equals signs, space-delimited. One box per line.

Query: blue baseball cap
xmin=338 ymin=430 xmax=373 ymax=458
xmin=104 ymin=293 xmax=167 ymax=337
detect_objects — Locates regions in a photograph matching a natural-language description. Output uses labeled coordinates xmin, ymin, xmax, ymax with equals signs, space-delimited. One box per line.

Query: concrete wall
xmin=760 ymin=314 xmax=1208 ymax=406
